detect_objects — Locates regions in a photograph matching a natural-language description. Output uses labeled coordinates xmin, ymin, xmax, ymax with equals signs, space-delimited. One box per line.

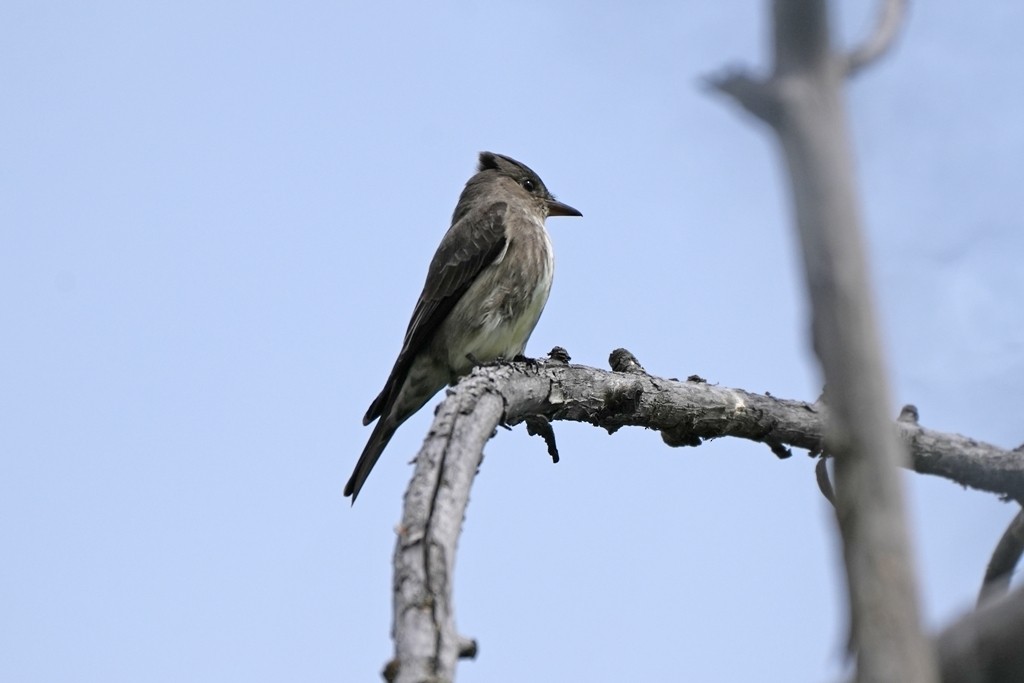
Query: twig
xmin=816 ymin=457 xmax=837 ymax=507
xmin=844 ymin=0 xmax=909 ymax=77
xmin=978 ymin=508 xmax=1024 ymax=606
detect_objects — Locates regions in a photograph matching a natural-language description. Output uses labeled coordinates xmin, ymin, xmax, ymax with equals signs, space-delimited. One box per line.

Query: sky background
xmin=3 ymin=1 xmax=1023 ymax=681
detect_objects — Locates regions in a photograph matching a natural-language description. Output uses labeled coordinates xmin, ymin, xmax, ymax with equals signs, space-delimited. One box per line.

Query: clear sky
xmin=3 ymin=2 xmax=1023 ymax=681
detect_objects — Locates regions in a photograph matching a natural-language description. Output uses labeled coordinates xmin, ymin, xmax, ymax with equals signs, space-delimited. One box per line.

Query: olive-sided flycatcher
xmin=344 ymin=152 xmax=581 ymax=501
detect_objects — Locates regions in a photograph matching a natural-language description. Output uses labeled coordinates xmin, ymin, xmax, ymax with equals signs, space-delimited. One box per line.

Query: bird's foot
xmin=512 ymin=354 xmax=539 ymax=368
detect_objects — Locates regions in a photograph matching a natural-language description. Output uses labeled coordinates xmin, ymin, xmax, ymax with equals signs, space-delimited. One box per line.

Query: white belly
xmin=464 ymin=271 xmax=551 ymax=361
xmin=441 ymin=218 xmax=554 ymax=376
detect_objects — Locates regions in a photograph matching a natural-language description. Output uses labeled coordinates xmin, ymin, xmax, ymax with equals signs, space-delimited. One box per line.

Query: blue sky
xmin=3 ymin=2 xmax=1022 ymax=681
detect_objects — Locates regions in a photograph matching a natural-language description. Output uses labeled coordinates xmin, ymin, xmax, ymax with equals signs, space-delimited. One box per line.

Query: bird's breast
xmin=441 ymin=214 xmax=554 ymax=377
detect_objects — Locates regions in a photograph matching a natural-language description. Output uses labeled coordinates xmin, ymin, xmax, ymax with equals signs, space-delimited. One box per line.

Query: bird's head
xmin=475 ymin=151 xmax=582 ymax=219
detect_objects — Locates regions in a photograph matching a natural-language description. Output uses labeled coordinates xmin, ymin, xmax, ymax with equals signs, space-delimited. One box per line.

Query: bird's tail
xmin=344 ymin=417 xmax=398 ymax=503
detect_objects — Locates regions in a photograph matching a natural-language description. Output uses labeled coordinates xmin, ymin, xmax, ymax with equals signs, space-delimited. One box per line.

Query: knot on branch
xmin=547 ymin=346 xmax=571 ymax=363
xmin=598 ymin=382 xmax=645 ymax=435
xmin=662 ymin=421 xmax=703 ymax=448
xmin=609 ymin=348 xmax=645 ymax=373
xmin=766 ymin=437 xmax=793 ymax=459
xmin=898 ymin=404 xmax=919 ymax=424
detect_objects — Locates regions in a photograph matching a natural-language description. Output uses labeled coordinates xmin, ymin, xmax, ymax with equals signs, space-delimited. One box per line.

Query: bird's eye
xmin=521 ymin=178 xmax=536 ymax=192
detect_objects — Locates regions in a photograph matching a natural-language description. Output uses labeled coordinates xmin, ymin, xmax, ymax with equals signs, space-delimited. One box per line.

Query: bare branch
xmin=705 ymin=70 xmax=782 ymax=126
xmin=387 ymin=357 xmax=1023 ymax=679
xmin=816 ymin=457 xmax=837 ymax=507
xmin=978 ymin=509 xmax=1024 ymax=606
xmin=389 ymin=359 xmax=1021 ymax=679
xmin=512 ymin=361 xmax=1021 ymax=494
xmin=844 ymin=0 xmax=909 ymax=77
xmin=390 ymin=375 xmax=504 ymax=683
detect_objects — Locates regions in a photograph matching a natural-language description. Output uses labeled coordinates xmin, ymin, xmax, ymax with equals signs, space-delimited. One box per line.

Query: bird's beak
xmin=546 ymin=199 xmax=582 ymax=217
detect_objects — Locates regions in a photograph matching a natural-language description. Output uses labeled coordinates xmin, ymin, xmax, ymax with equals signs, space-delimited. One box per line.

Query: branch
xmin=844 ymin=0 xmax=909 ymax=77
xmin=816 ymin=457 xmax=837 ymax=507
xmin=978 ymin=509 xmax=1024 ymax=606
xmin=389 ymin=355 xmax=1023 ymax=679
xmin=705 ymin=71 xmax=782 ymax=127
xmin=389 ymin=377 xmax=502 ymax=683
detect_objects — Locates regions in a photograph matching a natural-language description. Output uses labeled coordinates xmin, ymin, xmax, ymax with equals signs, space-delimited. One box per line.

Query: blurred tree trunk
xmin=711 ymin=1 xmax=934 ymax=681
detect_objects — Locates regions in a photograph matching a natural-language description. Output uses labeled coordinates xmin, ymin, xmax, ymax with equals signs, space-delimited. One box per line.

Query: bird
xmin=345 ymin=151 xmax=582 ymax=501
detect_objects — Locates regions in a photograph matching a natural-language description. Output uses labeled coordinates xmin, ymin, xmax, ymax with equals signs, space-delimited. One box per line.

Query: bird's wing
xmin=363 ymin=201 xmax=509 ymax=425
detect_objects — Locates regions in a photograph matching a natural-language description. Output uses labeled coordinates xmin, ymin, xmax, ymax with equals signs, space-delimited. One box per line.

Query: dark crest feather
xmin=477 ymin=151 xmax=542 ymax=180
xmin=478 ymin=151 xmax=502 ymax=172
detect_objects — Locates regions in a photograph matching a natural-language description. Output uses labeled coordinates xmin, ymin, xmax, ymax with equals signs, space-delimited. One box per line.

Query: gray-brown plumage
xmin=345 ymin=152 xmax=581 ymax=501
